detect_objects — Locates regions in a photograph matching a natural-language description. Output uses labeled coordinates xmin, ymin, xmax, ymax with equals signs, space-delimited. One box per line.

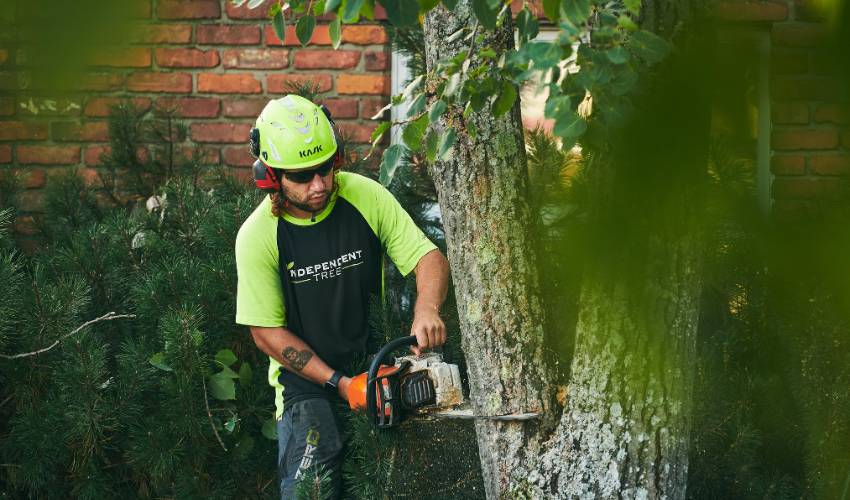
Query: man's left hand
xmin=410 ymin=306 xmax=446 ymax=356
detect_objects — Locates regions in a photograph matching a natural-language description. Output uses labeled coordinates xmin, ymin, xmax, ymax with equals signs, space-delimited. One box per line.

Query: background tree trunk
xmin=424 ymin=2 xmax=710 ymax=498
xmin=423 ymin=4 xmax=558 ymax=498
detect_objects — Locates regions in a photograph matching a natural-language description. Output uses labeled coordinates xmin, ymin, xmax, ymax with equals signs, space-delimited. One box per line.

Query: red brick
xmin=0 ymin=97 xmax=13 ymax=116
xmin=127 ymin=72 xmax=193 ymax=93
xmin=179 ymin=145 xmax=220 ymax=163
xmin=772 ymin=23 xmax=829 ymax=47
xmin=17 ymin=191 xmax=44 ymax=212
xmin=156 ymin=97 xmax=220 ymax=118
xmin=373 ymin=4 xmax=388 ymax=20
xmin=155 ymin=48 xmax=220 ymax=68
xmin=360 ymin=99 xmax=390 ymax=119
xmin=77 ymin=73 xmax=125 ymax=91
xmin=77 ymin=168 xmax=101 ymax=187
xmin=0 ymin=145 xmax=10 ymax=163
xmin=771 ymin=154 xmax=805 ymax=175
xmin=267 ymin=74 xmax=333 ymax=93
xmin=294 ymin=50 xmax=360 ymax=69
xmin=364 ymin=51 xmax=388 ymax=71
xmin=320 ymin=98 xmax=358 ymax=119
xmin=772 ymin=129 xmax=838 ymax=150
xmin=191 ymin=123 xmax=252 ymax=143
xmin=772 ymin=102 xmax=809 ymax=124
xmin=814 ymin=104 xmax=850 ymax=124
xmin=84 ymin=97 xmax=152 ymax=117
xmin=51 ymin=122 xmax=109 ymax=142
xmin=84 ymin=145 xmax=110 ymax=165
xmin=773 ymin=177 xmax=841 ymax=199
xmin=809 ymin=154 xmax=850 ymax=175
xmin=0 ymin=122 xmax=48 ymax=141
xmin=0 ymin=49 xmax=8 ymax=66
xmin=198 ymin=24 xmax=261 ymax=45
xmin=770 ymin=50 xmax=808 ymax=75
xmin=88 ymin=48 xmax=151 ymax=68
xmin=337 ymin=122 xmax=377 ymax=143
xmin=223 ymin=146 xmax=255 ymax=166
xmin=222 ymin=49 xmax=289 ymax=69
xmin=223 ymin=99 xmax=267 ymax=117
xmin=19 ymin=168 xmax=46 ymax=188
xmin=226 ymin=0 xmax=272 ymax=19
xmin=771 ymin=77 xmax=845 ymax=101
xmin=227 ymin=167 xmax=253 ymax=184
xmin=341 ymin=25 xmax=387 ymax=45
xmin=714 ymin=1 xmax=788 ymax=21
xmin=17 ymin=145 xmax=80 ymax=165
xmin=266 ymin=25 xmax=331 ymax=46
xmin=131 ymin=24 xmax=192 ymax=44
xmin=157 ymin=0 xmax=220 ymax=20
xmin=337 ymin=74 xmax=389 ymax=95
xmin=17 ymin=98 xmax=83 ymax=117
xmin=198 ymin=73 xmax=262 ymax=94
xmin=14 ymin=215 xmax=38 ymax=236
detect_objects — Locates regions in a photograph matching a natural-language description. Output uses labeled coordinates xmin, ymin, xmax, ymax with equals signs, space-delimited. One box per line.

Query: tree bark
xmin=423 ymin=5 xmax=558 ymax=498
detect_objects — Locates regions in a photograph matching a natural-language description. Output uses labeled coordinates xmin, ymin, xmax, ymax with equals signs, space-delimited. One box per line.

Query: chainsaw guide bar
xmin=423 ymin=404 xmax=541 ymax=422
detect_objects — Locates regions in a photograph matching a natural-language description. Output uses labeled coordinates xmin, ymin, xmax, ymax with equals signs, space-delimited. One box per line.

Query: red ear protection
xmin=252 ymin=159 xmax=281 ymax=194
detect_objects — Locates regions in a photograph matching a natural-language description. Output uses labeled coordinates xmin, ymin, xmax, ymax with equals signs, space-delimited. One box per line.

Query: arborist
xmin=235 ymin=94 xmax=449 ymax=498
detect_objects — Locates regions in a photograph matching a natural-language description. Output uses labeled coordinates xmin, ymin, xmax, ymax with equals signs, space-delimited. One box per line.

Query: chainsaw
xmin=347 ymin=336 xmax=540 ymax=428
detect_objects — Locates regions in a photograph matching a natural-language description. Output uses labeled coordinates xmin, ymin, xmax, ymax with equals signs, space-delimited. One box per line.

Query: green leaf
xmin=402 ymin=114 xmax=429 ymax=151
xmin=492 ymin=80 xmax=517 ymax=117
xmin=618 ymin=15 xmax=638 ymax=30
xmin=428 ymin=99 xmax=447 ymax=122
xmin=215 ymin=349 xmax=237 ymax=367
xmin=606 ymin=46 xmax=629 ymax=64
xmin=629 ymin=29 xmax=671 ymax=64
xmin=425 ymin=130 xmax=439 ymax=162
xmin=624 ymin=0 xmax=641 ymax=15
xmin=561 ymin=0 xmax=590 ymax=26
xmin=247 ymin=0 xmax=265 ymax=7
xmin=314 ymin=0 xmax=327 ymax=15
xmin=407 ymin=93 xmax=427 ymax=117
xmin=543 ymin=0 xmax=559 ymax=21
xmin=418 ymin=0 xmax=440 ymax=11
xmin=342 ymin=0 xmax=365 ymax=22
xmin=224 ymin=414 xmax=238 ymax=433
xmin=442 ymin=0 xmax=458 ymax=10
xmin=324 ymin=0 xmax=342 ymax=13
xmin=296 ymin=14 xmax=316 ymax=46
xmin=209 ymin=372 xmax=236 ymax=400
xmin=219 ymin=365 xmax=240 ymax=379
xmin=381 ymin=0 xmax=419 ymax=25
xmin=379 ymin=144 xmax=406 ymax=185
xmin=272 ymin=10 xmax=286 ymax=44
xmin=262 ymin=418 xmax=278 ymax=440
xmin=544 ymin=95 xmax=571 ymax=119
xmin=238 ymin=362 xmax=253 ymax=387
xmin=402 ymin=75 xmax=424 ymax=102
xmin=437 ymin=129 xmax=456 ymax=161
xmin=329 ymin=17 xmax=342 ymax=49
xmin=553 ymin=109 xmax=587 ymax=140
xmin=443 ymin=73 xmax=461 ymax=97
xmin=471 ymin=0 xmax=497 ymax=30
xmin=370 ymin=121 xmax=391 ymax=145
xmin=149 ymin=352 xmax=173 ymax=372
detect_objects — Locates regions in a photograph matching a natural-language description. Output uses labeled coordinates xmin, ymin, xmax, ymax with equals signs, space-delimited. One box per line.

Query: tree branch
xmin=201 ymin=376 xmax=228 ymax=452
xmin=0 ymin=312 xmax=136 ymax=360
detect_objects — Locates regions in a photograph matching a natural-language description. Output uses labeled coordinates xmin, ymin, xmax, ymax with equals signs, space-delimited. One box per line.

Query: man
xmin=234 ymin=95 xmax=449 ymax=499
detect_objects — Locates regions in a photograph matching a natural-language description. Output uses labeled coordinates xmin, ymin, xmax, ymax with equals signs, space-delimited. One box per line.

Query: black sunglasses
xmin=282 ymin=159 xmax=335 ymax=184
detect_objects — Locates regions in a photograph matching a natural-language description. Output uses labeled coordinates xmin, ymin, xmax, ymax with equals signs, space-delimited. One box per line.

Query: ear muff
xmin=253 ymin=159 xmax=281 ymax=194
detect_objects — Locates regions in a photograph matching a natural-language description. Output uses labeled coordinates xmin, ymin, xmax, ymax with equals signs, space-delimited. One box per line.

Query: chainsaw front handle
xmin=366 ymin=336 xmax=418 ymax=427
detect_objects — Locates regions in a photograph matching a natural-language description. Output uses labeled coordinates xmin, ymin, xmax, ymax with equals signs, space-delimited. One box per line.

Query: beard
xmin=280 ymin=179 xmax=333 ymax=214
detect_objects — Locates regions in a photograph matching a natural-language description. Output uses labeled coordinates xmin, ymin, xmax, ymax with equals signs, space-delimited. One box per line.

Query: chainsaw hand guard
xmin=365 ymin=336 xmax=418 ymax=428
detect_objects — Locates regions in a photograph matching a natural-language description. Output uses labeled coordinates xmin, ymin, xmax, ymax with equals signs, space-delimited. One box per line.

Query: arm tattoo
xmin=281 ymin=346 xmax=313 ymax=372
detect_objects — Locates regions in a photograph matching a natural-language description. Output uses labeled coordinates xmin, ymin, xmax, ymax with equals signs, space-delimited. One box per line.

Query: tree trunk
xmin=423 ymin=5 xmax=557 ymax=498
xmin=424 ymin=3 xmax=709 ymax=498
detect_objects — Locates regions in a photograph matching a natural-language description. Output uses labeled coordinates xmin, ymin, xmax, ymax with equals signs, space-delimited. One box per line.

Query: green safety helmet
xmin=250 ymin=95 xmax=339 ymax=171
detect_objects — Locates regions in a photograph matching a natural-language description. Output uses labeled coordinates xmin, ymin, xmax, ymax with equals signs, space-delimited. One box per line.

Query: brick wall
xmin=719 ymin=0 xmax=850 ymax=217
xmin=0 ymin=0 xmax=390 ymax=232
